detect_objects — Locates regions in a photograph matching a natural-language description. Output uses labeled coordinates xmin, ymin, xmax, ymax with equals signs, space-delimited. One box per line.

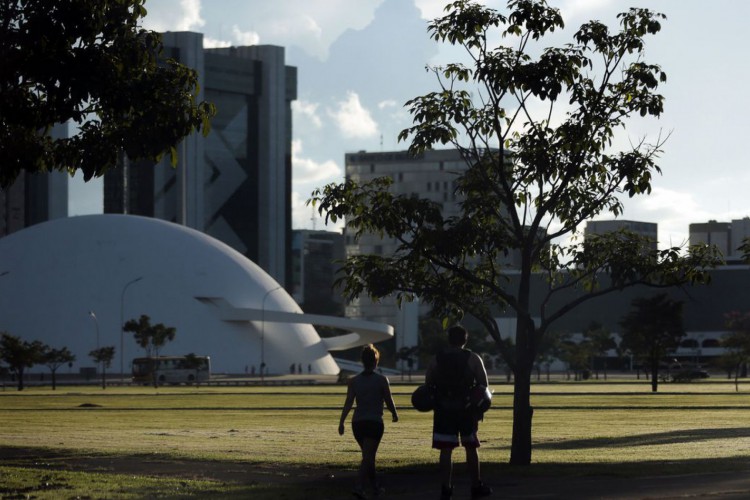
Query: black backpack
xmin=435 ymin=349 xmax=474 ymax=410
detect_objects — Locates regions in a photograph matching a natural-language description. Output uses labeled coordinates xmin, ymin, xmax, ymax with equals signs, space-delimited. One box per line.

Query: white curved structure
xmin=0 ymin=215 xmax=392 ymax=375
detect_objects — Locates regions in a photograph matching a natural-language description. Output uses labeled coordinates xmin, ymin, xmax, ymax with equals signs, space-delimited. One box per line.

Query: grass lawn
xmin=2 ymin=379 xmax=750 ymax=497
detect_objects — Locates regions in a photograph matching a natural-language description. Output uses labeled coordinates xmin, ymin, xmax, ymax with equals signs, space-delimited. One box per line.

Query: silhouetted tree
xmin=40 ymin=345 xmax=76 ymax=390
xmin=123 ymin=314 xmax=176 ymax=387
xmin=0 ymin=0 xmax=215 ymax=186
xmin=721 ymin=311 xmax=750 ymax=392
xmin=0 ymin=333 xmax=44 ymax=391
xmin=89 ymin=346 xmax=116 ymax=389
xmin=620 ymin=294 xmax=684 ymax=393
xmin=583 ymin=322 xmax=616 ymax=380
xmin=311 ymin=0 xmax=721 ymax=464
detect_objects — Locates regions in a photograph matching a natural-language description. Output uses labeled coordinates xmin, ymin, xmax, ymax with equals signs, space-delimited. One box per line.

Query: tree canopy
xmin=0 ymin=0 xmax=215 ymax=187
xmin=0 ymin=332 xmax=44 ymax=391
xmin=40 ymin=345 xmax=76 ymax=390
xmin=311 ymin=0 xmax=722 ymax=465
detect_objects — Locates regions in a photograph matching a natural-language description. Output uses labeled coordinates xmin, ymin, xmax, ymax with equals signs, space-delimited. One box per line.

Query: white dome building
xmin=0 ymin=215 xmax=392 ymax=376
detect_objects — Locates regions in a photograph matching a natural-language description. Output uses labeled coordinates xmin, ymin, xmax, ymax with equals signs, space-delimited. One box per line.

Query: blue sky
xmin=69 ymin=0 xmax=750 ymax=249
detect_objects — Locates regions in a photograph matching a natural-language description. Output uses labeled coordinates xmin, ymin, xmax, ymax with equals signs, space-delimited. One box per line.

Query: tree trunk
xmin=650 ymin=359 xmax=659 ymax=393
xmin=101 ymin=367 xmax=107 ymax=389
xmin=51 ymin=370 xmax=57 ymax=390
xmin=510 ymin=362 xmax=533 ymax=465
xmin=16 ymin=368 xmax=24 ymax=391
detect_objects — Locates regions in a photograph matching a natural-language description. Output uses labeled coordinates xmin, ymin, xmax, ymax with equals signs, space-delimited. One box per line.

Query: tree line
xmin=0 ymin=314 xmax=177 ymax=391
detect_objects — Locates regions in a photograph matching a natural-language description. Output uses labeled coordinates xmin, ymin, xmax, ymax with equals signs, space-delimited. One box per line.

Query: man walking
xmin=425 ymin=325 xmax=492 ymax=499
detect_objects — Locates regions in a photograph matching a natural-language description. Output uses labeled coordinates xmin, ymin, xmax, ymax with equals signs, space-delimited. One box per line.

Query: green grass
xmin=2 ymin=380 xmax=750 ymax=497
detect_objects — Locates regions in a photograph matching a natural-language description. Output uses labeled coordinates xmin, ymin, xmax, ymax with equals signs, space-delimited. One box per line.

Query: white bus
xmin=132 ymin=355 xmax=210 ymax=385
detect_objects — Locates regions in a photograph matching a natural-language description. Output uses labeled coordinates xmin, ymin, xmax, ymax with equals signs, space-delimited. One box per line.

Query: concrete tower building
xmin=1 ymin=123 xmax=69 ymax=237
xmin=343 ymin=149 xmax=474 ymax=355
xmin=104 ymin=33 xmax=295 ymax=288
xmin=689 ymin=220 xmax=732 ymax=259
xmin=584 ymin=219 xmax=658 ymax=250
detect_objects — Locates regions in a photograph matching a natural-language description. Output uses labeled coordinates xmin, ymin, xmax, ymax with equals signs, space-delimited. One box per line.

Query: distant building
xmin=291 ymin=229 xmax=345 ymax=316
xmin=584 ymin=219 xmax=658 ymax=251
xmin=1 ymin=123 xmax=69 ymax=238
xmin=689 ymin=220 xmax=731 ymax=259
xmin=104 ymin=32 xmax=296 ymax=289
xmin=343 ymin=149 xmax=471 ymax=341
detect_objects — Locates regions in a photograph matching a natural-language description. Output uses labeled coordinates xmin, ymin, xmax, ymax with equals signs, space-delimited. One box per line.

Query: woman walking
xmin=339 ymin=344 xmax=399 ymax=498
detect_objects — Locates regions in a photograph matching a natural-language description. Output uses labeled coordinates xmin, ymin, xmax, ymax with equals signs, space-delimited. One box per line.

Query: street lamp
xmin=88 ymin=310 xmax=100 ymax=349
xmin=120 ymin=276 xmax=143 ymax=378
xmin=260 ymin=285 xmax=282 ymax=382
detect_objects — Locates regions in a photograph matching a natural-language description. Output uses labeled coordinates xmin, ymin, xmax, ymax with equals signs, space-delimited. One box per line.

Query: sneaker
xmin=470 ymin=481 xmax=492 ymax=498
xmin=440 ymin=484 xmax=453 ymax=500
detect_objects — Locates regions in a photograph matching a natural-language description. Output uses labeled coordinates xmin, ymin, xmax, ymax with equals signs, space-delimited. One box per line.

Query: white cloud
xmin=378 ymin=99 xmax=398 ymax=110
xmin=142 ymin=0 xmax=204 ymax=31
xmin=292 ymin=140 xmax=341 ymax=184
xmin=232 ymin=25 xmax=261 ymax=46
xmin=328 ymin=92 xmax=379 ymax=139
xmin=293 ymin=100 xmax=323 ymax=129
xmin=291 ymin=190 xmax=344 ymax=232
xmin=203 ymin=37 xmax=231 ymax=48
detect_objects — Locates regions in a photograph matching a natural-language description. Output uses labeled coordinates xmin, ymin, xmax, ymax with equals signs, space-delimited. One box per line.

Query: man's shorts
xmin=352 ymin=420 xmax=385 ymax=446
xmin=432 ymin=408 xmax=480 ymax=449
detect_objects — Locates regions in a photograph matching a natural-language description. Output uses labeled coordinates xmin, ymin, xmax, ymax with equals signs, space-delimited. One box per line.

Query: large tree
xmin=0 ymin=332 xmax=44 ymax=391
xmin=311 ymin=0 xmax=721 ymax=465
xmin=0 ymin=0 xmax=215 ymax=187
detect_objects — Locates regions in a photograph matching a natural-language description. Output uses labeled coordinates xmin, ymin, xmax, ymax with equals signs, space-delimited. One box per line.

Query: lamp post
xmin=260 ymin=286 xmax=282 ymax=382
xmin=88 ymin=310 xmax=100 ymax=349
xmin=120 ymin=276 xmax=143 ymax=379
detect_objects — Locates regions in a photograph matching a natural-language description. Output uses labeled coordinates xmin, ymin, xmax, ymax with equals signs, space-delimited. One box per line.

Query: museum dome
xmin=0 ymin=215 xmax=387 ymax=376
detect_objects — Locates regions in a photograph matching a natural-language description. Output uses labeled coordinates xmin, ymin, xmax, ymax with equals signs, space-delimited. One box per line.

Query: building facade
xmin=689 ymin=218 xmax=750 ymax=264
xmin=343 ymin=149 xmax=476 ymax=353
xmin=104 ymin=33 xmax=296 ymax=288
xmin=1 ymin=123 xmax=69 ymax=238
xmin=584 ymin=219 xmax=658 ymax=249
xmin=291 ymin=229 xmax=346 ymax=316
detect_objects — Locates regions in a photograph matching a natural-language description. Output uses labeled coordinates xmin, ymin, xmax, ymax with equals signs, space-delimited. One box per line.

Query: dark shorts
xmin=432 ymin=408 xmax=480 ymax=450
xmin=352 ymin=420 xmax=384 ymax=446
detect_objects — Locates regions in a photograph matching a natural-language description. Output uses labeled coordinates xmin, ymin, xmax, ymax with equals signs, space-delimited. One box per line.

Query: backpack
xmin=435 ymin=349 xmax=474 ymax=411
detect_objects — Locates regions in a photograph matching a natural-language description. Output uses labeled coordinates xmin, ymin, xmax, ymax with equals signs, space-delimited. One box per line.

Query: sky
xmin=69 ymin=0 xmax=750 ymax=250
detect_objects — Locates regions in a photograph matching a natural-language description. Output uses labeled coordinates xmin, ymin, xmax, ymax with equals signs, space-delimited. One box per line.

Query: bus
xmin=132 ymin=355 xmax=211 ymax=385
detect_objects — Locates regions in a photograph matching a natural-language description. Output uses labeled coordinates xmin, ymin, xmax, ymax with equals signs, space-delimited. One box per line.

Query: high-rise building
xmin=104 ymin=32 xmax=296 ymax=288
xmin=343 ymin=149 xmax=468 ymax=329
xmin=1 ymin=123 xmax=69 ymax=237
xmin=291 ymin=230 xmax=345 ymax=316
xmin=584 ymin=219 xmax=658 ymax=251
xmin=689 ymin=220 xmax=731 ymax=260
xmin=689 ymin=218 xmax=750 ymax=264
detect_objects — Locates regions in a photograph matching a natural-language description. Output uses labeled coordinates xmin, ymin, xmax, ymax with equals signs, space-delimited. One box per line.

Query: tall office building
xmin=344 ymin=149 xmax=503 ymax=354
xmin=291 ymin=230 xmax=345 ymax=316
xmin=689 ymin=220 xmax=731 ymax=260
xmin=584 ymin=219 xmax=658 ymax=251
xmin=104 ymin=33 xmax=296 ymax=288
xmin=1 ymin=123 xmax=69 ymax=237
xmin=689 ymin=218 xmax=750 ymax=263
